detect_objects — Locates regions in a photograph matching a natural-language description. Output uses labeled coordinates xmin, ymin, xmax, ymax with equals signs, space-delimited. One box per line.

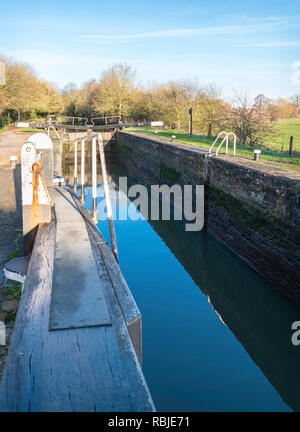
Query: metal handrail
xmin=215 ymin=135 xmax=228 ymax=155
xmin=72 ymin=131 xmax=119 ymax=263
xmin=209 ymin=131 xmax=227 ymax=154
xmin=96 ymin=133 xmax=119 ymax=263
xmin=90 ymin=116 xmax=121 ymax=126
xmin=209 ymin=131 xmax=236 ymax=156
xmin=47 ymin=125 xmax=60 ymax=140
xmin=47 ymin=115 xmax=89 ymax=126
xmin=59 ymin=116 xmax=89 ymax=126
xmin=225 ymin=132 xmax=237 ymax=156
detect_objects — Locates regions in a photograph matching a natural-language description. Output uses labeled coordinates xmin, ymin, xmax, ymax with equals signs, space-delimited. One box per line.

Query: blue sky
xmin=1 ymin=0 xmax=300 ymax=100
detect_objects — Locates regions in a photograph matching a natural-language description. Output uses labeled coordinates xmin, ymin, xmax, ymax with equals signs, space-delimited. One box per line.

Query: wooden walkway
xmin=0 ymin=186 xmax=154 ymax=412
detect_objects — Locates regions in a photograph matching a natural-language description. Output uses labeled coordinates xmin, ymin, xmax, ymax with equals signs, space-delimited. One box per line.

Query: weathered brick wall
xmin=115 ymin=131 xmax=300 ymax=305
xmin=116 ymin=131 xmax=300 ymax=226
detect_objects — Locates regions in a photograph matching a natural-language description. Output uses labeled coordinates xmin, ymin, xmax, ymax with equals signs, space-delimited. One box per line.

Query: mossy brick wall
xmin=115 ymin=131 xmax=300 ymax=305
xmin=116 ymin=131 xmax=300 ymax=227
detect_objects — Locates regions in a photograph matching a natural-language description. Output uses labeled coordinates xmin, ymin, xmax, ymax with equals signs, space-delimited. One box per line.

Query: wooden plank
xmin=49 ymin=188 xmax=111 ymax=330
xmin=0 ymin=209 xmax=154 ymax=412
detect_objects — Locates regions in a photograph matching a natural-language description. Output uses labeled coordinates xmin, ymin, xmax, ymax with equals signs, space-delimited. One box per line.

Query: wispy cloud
xmin=167 ymin=7 xmax=205 ymax=18
xmin=266 ymin=16 xmax=286 ymax=21
xmin=80 ymin=22 xmax=279 ymax=41
xmin=234 ymin=14 xmax=287 ymax=23
xmin=247 ymin=41 xmax=300 ymax=47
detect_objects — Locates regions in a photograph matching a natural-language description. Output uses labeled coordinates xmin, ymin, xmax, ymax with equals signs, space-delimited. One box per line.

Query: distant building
xmin=0 ymin=61 xmax=5 ymax=85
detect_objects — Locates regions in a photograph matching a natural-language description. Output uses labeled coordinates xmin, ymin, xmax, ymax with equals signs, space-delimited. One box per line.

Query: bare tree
xmin=290 ymin=94 xmax=300 ymax=106
xmin=229 ymin=91 xmax=274 ymax=147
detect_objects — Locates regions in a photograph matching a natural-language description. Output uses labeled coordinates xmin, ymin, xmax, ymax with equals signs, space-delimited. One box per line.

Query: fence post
xmin=289 ymin=136 xmax=294 ymax=156
xmin=189 ymin=107 xmax=192 ymax=137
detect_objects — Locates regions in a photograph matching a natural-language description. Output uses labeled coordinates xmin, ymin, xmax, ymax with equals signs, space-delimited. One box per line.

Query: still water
xmin=75 ymin=159 xmax=300 ymax=412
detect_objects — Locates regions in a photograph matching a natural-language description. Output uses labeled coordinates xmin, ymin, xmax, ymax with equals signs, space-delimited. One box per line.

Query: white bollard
xmin=10 ymin=155 xmax=17 ymax=169
xmin=254 ymin=149 xmax=261 ymax=161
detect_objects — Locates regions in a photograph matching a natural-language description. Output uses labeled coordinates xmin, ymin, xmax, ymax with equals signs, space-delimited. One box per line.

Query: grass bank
xmin=265 ymin=118 xmax=300 ymax=152
xmin=15 ymin=128 xmax=42 ymax=134
xmin=127 ymin=127 xmax=300 ymax=166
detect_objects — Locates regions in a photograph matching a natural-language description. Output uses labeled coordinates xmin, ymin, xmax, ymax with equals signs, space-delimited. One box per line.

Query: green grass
xmin=126 ymin=127 xmax=300 ymax=166
xmin=5 ymin=246 xmax=21 ymax=263
xmin=265 ymin=118 xmax=300 ymax=152
xmin=3 ymin=283 xmax=22 ymax=300
xmin=0 ymin=125 xmax=7 ymax=134
xmin=15 ymin=128 xmax=41 ymax=133
xmin=5 ymin=310 xmax=17 ymax=325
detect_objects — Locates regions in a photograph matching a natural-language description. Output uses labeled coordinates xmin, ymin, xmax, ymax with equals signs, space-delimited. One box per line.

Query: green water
xmin=79 ymin=159 xmax=300 ymax=412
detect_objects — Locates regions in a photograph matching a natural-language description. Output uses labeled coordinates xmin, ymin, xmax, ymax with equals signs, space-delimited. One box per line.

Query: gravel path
xmin=0 ymin=127 xmax=28 ymax=384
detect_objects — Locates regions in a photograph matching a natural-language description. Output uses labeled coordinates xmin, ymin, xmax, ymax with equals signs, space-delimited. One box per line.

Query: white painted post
xmin=74 ymin=140 xmax=78 ymax=192
xmin=28 ymin=133 xmax=54 ymax=203
xmin=21 ymin=140 xmax=51 ymax=254
xmin=91 ymin=137 xmax=98 ymax=222
xmin=0 ymin=321 xmax=5 ymax=346
xmin=81 ymin=139 xmax=85 ymax=203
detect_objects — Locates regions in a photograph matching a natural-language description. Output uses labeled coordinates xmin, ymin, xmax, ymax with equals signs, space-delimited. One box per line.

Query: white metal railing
xmin=46 ymin=115 xmax=89 ymax=126
xmin=90 ymin=116 xmax=121 ymax=126
xmin=73 ymin=132 xmax=119 ymax=263
xmin=59 ymin=116 xmax=89 ymax=126
xmin=47 ymin=125 xmax=60 ymax=140
xmin=209 ymin=131 xmax=237 ymax=156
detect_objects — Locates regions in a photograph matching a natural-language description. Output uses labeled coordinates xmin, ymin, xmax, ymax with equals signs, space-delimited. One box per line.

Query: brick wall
xmin=115 ymin=131 xmax=300 ymax=305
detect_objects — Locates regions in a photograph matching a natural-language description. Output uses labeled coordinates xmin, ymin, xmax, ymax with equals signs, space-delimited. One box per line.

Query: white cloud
xmin=247 ymin=41 xmax=300 ymax=47
xmin=80 ymin=22 xmax=278 ymax=41
xmin=266 ymin=16 xmax=286 ymax=21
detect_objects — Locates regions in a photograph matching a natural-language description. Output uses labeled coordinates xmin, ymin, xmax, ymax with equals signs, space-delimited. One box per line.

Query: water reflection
xmin=65 ymin=157 xmax=300 ymax=412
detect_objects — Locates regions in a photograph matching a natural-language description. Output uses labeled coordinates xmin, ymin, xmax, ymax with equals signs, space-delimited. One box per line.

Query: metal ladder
xmin=209 ymin=131 xmax=237 ymax=156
